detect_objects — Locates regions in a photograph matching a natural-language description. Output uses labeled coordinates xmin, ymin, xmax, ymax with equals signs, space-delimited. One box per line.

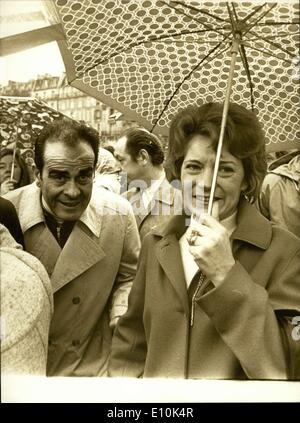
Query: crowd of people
xmin=1 ymin=102 xmax=299 ymax=379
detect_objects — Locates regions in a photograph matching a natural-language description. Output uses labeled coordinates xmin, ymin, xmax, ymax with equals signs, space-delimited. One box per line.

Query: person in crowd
xmin=1 ymin=223 xmax=53 ymax=375
xmin=109 ymin=102 xmax=300 ymax=380
xmin=258 ymin=150 xmax=300 ymax=238
xmin=0 ymin=196 xmax=24 ymax=247
xmin=5 ymin=119 xmax=140 ymax=377
xmin=114 ymin=128 xmax=182 ymax=241
xmin=94 ymin=146 xmax=122 ymax=194
xmin=0 ymin=148 xmax=31 ymax=195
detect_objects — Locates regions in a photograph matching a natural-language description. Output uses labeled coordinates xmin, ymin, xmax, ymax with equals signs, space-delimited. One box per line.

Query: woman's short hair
xmin=165 ymin=102 xmax=267 ymax=200
xmin=0 ymin=148 xmax=31 ymax=188
xmin=34 ymin=119 xmax=99 ymax=172
xmin=121 ymin=128 xmax=164 ymax=166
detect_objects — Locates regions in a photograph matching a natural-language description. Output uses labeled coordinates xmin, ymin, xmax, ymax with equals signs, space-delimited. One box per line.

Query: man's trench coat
xmin=5 ymin=182 xmax=140 ymax=376
xmin=109 ymin=199 xmax=300 ymax=379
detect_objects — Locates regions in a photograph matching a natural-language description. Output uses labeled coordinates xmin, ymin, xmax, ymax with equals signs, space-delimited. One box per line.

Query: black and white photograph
xmin=1 ymin=0 xmax=299 ymax=407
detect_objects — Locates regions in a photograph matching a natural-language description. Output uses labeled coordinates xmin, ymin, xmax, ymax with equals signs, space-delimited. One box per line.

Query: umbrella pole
xmin=207 ymin=37 xmax=240 ymax=216
xmin=10 ymin=145 xmax=17 ymax=182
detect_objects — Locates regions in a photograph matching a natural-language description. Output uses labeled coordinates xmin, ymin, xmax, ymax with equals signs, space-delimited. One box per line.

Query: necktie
xmin=43 ymin=211 xmax=76 ymax=248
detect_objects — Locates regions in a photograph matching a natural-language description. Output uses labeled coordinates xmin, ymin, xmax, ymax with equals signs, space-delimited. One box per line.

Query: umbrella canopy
xmin=0 ymin=96 xmax=70 ymax=166
xmin=53 ymin=0 xmax=300 ymax=152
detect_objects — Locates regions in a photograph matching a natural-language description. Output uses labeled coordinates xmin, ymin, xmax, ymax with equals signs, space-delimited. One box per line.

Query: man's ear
xmin=137 ymin=149 xmax=149 ymax=166
xmin=35 ymin=168 xmax=42 ymax=187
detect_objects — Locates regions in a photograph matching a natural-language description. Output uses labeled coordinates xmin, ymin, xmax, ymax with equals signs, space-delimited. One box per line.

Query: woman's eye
xmin=219 ymin=166 xmax=234 ymax=175
xmin=185 ymin=164 xmax=202 ymax=171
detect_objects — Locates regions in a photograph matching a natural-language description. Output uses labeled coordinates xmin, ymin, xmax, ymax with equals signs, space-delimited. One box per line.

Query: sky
xmin=0 ymin=0 xmax=65 ymax=85
xmin=0 ymin=42 xmax=65 ymax=85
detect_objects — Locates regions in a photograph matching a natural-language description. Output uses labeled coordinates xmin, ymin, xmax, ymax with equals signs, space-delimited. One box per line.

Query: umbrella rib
xmin=255 ymin=21 xmax=299 ymax=26
xmin=231 ymin=2 xmax=240 ymax=25
xmin=68 ymin=29 xmax=226 ymax=84
xmin=243 ymin=3 xmax=277 ymax=37
xmin=242 ymin=42 xmax=293 ymax=65
xmin=246 ymin=29 xmax=296 ymax=58
xmin=164 ymin=0 xmax=227 ymax=37
xmin=226 ymin=3 xmax=238 ymax=33
xmin=238 ymin=44 xmax=255 ymax=111
xmin=169 ymin=0 xmax=228 ymax=23
xmin=247 ymin=32 xmax=299 ymax=40
xmin=240 ymin=3 xmax=267 ymax=24
xmin=151 ymin=42 xmax=231 ymax=132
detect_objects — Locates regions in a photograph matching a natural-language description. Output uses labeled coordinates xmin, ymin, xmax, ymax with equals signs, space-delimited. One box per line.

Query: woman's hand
xmin=187 ymin=207 xmax=235 ymax=286
xmin=0 ymin=179 xmax=16 ymax=195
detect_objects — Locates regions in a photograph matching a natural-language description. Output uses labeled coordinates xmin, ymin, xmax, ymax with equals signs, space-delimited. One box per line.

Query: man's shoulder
xmin=91 ymin=186 xmax=133 ymax=215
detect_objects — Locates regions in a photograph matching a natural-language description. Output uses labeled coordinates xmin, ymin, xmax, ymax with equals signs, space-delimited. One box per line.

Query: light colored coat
xmin=1 ymin=224 xmax=53 ymax=375
xmin=5 ymin=182 xmax=140 ymax=376
xmin=259 ymin=153 xmax=300 ymax=238
xmin=123 ymin=177 xmax=183 ymax=241
xmin=109 ymin=199 xmax=300 ymax=379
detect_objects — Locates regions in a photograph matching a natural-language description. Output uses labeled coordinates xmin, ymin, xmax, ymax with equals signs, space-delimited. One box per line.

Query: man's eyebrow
xmin=78 ymin=167 xmax=94 ymax=174
xmin=49 ymin=169 xmax=68 ymax=175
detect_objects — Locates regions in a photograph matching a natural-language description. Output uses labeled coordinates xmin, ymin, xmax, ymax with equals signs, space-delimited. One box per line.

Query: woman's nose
xmin=200 ymin=167 xmax=214 ymax=190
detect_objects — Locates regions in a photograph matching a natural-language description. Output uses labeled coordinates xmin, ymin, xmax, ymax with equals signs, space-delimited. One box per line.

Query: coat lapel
xmin=51 ymin=223 xmax=106 ymax=293
xmin=134 ymin=177 xmax=177 ymax=229
xmin=24 ymin=224 xmax=61 ymax=277
xmin=155 ymin=231 xmax=190 ymax=317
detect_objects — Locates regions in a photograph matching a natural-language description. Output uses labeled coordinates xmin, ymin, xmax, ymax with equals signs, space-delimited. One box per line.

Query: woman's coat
xmin=109 ymin=199 xmax=300 ymax=379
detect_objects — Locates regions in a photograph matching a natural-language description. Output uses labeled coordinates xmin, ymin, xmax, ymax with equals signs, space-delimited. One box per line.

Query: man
xmin=258 ymin=150 xmax=300 ymax=238
xmin=114 ymin=128 xmax=182 ymax=241
xmin=5 ymin=119 xmax=140 ymax=376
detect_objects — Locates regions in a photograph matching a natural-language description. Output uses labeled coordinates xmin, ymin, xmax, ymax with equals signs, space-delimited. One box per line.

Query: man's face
xmin=114 ymin=136 xmax=143 ymax=183
xmin=37 ymin=139 xmax=95 ymax=221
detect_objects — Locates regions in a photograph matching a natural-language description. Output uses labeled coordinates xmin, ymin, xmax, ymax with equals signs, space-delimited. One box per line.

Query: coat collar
xmin=18 ymin=182 xmax=103 ymax=238
xmin=126 ymin=177 xmax=179 ymax=228
xmin=17 ymin=183 xmax=108 ymax=293
xmin=152 ymin=198 xmax=272 ymax=314
xmin=152 ymin=197 xmax=272 ymax=250
xmin=126 ymin=176 xmax=176 ymax=206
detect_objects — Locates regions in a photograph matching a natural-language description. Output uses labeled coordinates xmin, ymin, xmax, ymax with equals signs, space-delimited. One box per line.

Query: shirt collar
xmin=18 ymin=183 xmax=102 ymax=238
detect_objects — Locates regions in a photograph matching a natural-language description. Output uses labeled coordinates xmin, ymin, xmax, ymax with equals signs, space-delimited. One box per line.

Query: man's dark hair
xmin=34 ymin=119 xmax=99 ymax=172
xmin=122 ymin=128 xmax=164 ymax=166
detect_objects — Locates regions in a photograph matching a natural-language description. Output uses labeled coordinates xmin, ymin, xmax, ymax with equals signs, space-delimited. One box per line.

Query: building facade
xmin=0 ymin=73 xmax=137 ymax=146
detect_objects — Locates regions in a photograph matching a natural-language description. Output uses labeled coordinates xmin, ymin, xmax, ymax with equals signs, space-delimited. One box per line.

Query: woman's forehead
xmin=185 ymin=135 xmax=232 ymax=156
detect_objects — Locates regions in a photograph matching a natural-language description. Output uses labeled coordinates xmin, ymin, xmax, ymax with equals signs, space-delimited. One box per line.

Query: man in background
xmin=115 ymin=128 xmax=182 ymax=241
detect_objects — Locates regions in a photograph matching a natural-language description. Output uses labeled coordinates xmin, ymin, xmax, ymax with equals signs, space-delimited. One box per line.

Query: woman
xmin=0 ymin=148 xmax=31 ymax=195
xmin=109 ymin=102 xmax=300 ymax=380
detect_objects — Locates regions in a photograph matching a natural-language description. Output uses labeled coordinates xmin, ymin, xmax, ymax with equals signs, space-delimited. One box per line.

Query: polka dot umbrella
xmin=54 ymin=0 xmax=299 ymax=156
xmin=0 ymin=96 xmax=72 ymax=168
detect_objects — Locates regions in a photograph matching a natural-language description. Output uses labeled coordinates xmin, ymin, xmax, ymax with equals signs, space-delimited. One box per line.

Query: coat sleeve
xmin=197 ymin=245 xmax=300 ymax=380
xmin=108 ymin=236 xmax=149 ymax=377
xmin=109 ymin=204 xmax=141 ymax=327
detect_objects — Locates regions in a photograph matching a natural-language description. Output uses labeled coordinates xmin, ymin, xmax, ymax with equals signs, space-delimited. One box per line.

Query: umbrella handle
xmin=10 ymin=146 xmax=17 ymax=182
xmin=208 ymin=38 xmax=240 ymax=216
